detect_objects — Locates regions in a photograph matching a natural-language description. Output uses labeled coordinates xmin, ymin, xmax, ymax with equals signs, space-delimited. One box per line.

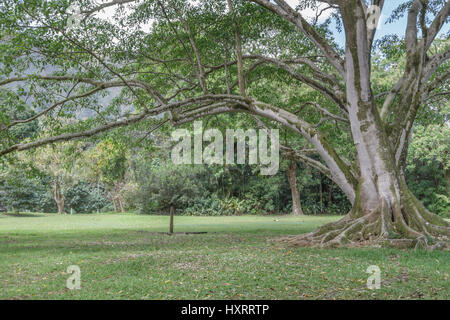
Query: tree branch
xmin=425 ymin=0 xmax=450 ymax=50
xmin=250 ymin=0 xmax=346 ymax=76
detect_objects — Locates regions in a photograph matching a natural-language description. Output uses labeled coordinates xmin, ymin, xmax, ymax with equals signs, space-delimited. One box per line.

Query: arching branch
xmin=249 ymin=0 xmax=346 ymax=76
xmin=425 ymin=0 xmax=450 ymax=50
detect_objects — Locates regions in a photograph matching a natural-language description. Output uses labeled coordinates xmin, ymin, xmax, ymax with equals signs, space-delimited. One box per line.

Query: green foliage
xmin=131 ymin=149 xmax=351 ymax=216
xmin=0 ymin=165 xmax=55 ymax=213
xmin=0 ymin=0 xmax=447 ymax=219
xmin=0 ymin=89 xmax=39 ymax=149
xmin=184 ymin=194 xmax=280 ymax=216
xmin=65 ymin=181 xmax=112 ymax=214
xmin=406 ymin=125 xmax=450 ymax=217
xmin=90 ymin=138 xmax=129 ymax=186
xmin=134 ymin=162 xmax=207 ymax=213
xmin=0 ymin=158 xmax=112 ymax=214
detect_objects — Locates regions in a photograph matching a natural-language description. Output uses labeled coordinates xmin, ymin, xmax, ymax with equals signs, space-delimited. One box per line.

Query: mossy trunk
xmin=283 ymin=92 xmax=450 ymax=248
xmin=282 ymin=144 xmax=450 ymax=249
xmin=280 ymin=4 xmax=450 ymax=248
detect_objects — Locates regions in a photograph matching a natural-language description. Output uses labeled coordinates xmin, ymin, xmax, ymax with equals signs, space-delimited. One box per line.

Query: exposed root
xmin=277 ymin=197 xmax=450 ymax=250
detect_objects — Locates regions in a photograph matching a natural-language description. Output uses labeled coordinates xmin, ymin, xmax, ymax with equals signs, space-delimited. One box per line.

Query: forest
xmin=0 ymin=112 xmax=448 ymax=219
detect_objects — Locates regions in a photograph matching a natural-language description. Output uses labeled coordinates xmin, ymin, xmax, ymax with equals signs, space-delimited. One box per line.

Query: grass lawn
xmin=0 ymin=213 xmax=448 ymax=300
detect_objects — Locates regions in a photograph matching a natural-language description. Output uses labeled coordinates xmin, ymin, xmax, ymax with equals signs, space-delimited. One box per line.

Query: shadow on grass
xmin=0 ymin=229 xmax=240 ymax=255
xmin=1 ymin=213 xmax=46 ymax=218
xmin=135 ymin=231 xmax=209 ymax=235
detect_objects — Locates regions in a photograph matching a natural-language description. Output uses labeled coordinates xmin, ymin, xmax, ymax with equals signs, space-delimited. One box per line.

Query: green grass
xmin=0 ymin=213 xmax=448 ymax=300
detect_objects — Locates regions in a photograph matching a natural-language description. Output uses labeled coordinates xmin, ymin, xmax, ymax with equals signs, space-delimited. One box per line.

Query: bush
xmin=0 ymin=168 xmax=55 ymax=213
xmin=0 ymin=166 xmax=112 ymax=214
xmin=65 ymin=181 xmax=112 ymax=213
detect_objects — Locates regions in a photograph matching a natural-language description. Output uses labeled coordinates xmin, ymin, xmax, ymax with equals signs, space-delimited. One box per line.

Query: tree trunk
xmin=53 ymin=177 xmax=65 ymax=215
xmin=56 ymin=200 xmax=65 ymax=215
xmin=282 ymin=100 xmax=450 ymax=247
xmin=112 ymin=183 xmax=125 ymax=213
xmin=169 ymin=205 xmax=174 ymax=234
xmin=279 ymin=2 xmax=450 ymax=249
xmin=328 ymin=183 xmax=332 ymax=207
xmin=287 ymin=160 xmax=303 ymax=216
xmin=319 ymin=174 xmax=323 ymax=213
xmin=112 ymin=198 xmax=118 ymax=213
xmin=118 ymin=195 xmax=125 ymax=213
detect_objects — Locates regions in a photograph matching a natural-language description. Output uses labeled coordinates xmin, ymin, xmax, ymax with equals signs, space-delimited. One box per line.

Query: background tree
xmin=27 ymin=140 xmax=81 ymax=214
xmin=286 ymin=158 xmax=304 ymax=216
xmin=89 ymin=138 xmax=130 ymax=213
xmin=136 ymin=163 xmax=207 ymax=233
xmin=0 ymin=160 xmax=55 ymax=213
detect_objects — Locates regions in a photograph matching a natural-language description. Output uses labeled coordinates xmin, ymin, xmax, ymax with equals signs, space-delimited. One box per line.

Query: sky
xmin=285 ymin=0 xmax=449 ymax=49
xmin=328 ymin=1 xmax=448 ymax=49
xmin=95 ymin=0 xmax=449 ymax=50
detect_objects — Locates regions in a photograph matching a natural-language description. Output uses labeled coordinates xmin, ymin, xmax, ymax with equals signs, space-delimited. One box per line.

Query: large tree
xmin=0 ymin=0 xmax=449 ymax=248
xmin=26 ymin=140 xmax=81 ymax=214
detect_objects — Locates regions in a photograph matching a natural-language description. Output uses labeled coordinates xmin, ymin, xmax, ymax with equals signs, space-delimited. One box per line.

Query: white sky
xmin=92 ymin=0 xmax=333 ymax=32
xmin=286 ymin=0 xmax=334 ymax=22
xmin=91 ymin=0 xmax=450 ymax=48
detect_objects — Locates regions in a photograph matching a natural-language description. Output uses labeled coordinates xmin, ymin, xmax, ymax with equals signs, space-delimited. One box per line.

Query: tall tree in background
xmin=286 ymin=158 xmax=304 ymax=216
xmin=90 ymin=138 xmax=129 ymax=213
xmin=0 ymin=0 xmax=449 ymax=248
xmin=28 ymin=141 xmax=81 ymax=214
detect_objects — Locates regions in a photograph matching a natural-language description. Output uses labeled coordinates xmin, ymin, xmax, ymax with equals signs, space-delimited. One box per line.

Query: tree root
xmin=276 ymin=198 xmax=450 ymax=250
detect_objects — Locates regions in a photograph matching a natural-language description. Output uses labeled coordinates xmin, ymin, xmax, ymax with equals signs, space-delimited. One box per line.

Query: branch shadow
xmin=1 ymin=213 xmax=46 ymax=218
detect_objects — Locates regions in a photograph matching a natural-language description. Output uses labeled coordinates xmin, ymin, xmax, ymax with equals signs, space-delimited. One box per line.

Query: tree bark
xmin=287 ymin=160 xmax=303 ymax=216
xmin=169 ymin=205 xmax=175 ymax=234
xmin=112 ymin=198 xmax=118 ymax=213
xmin=56 ymin=199 xmax=65 ymax=215
xmin=53 ymin=177 xmax=65 ymax=215
xmin=118 ymin=195 xmax=125 ymax=213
